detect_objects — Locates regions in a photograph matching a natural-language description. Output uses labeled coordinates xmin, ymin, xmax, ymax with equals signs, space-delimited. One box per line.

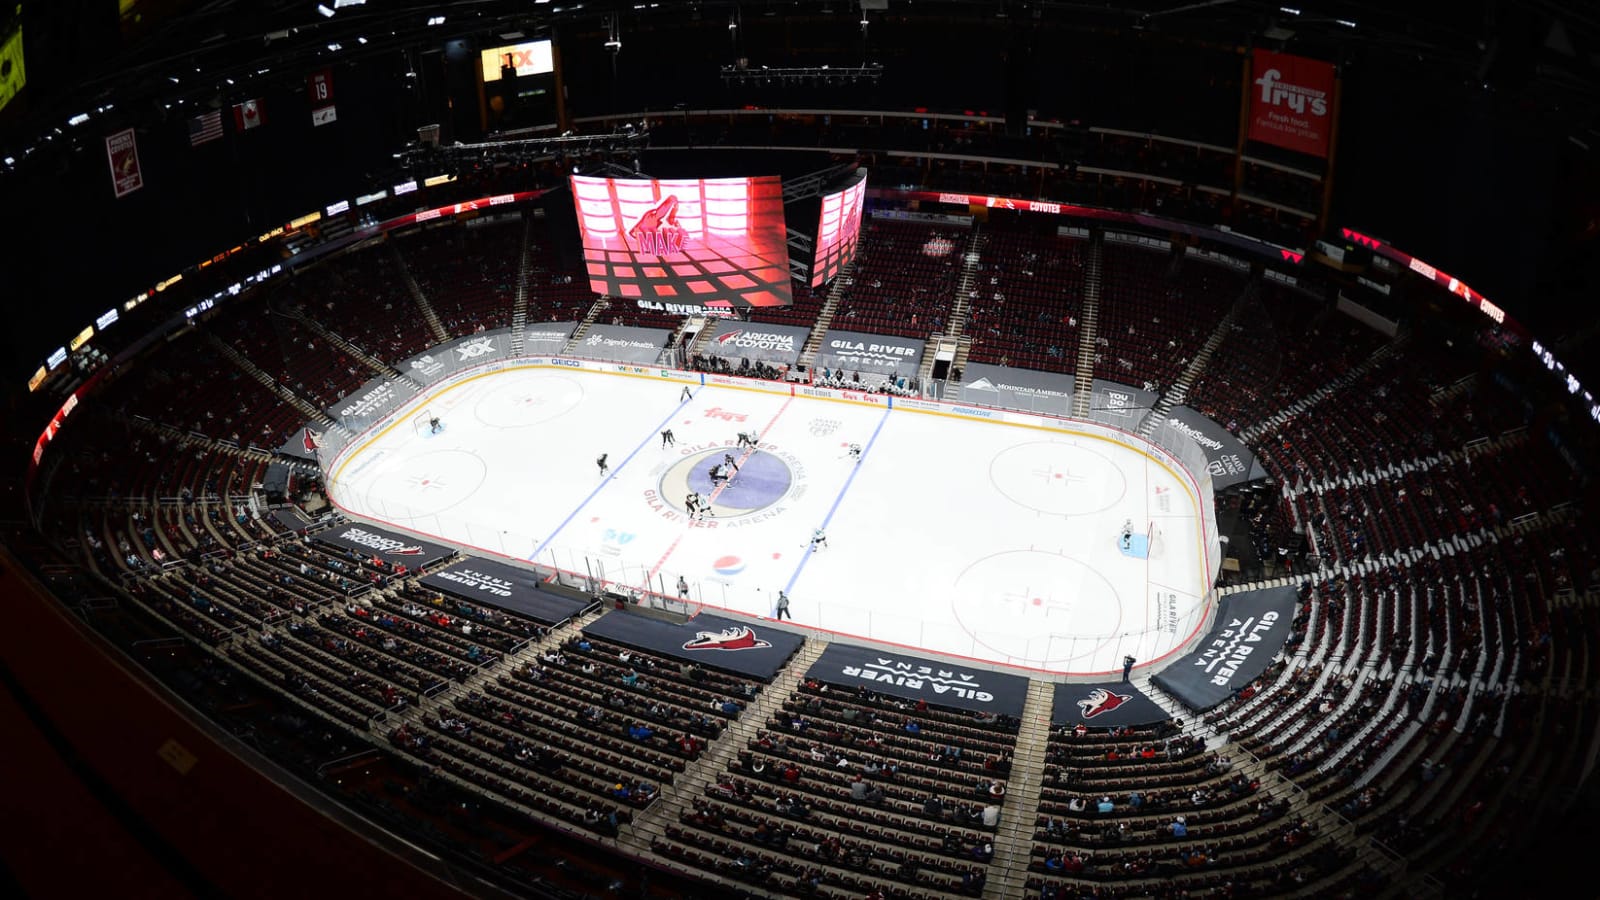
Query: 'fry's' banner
xmin=1248 ymin=49 xmax=1336 ymax=158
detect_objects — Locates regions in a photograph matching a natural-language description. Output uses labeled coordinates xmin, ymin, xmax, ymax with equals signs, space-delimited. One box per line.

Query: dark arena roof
xmin=1 ymin=2 xmax=1598 ymax=899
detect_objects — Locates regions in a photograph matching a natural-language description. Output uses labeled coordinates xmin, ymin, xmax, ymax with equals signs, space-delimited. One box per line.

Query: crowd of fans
xmin=25 ymin=159 xmax=1598 ymax=900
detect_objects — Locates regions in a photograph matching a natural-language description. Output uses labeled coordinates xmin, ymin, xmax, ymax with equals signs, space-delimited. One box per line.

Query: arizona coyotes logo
xmin=300 ymin=427 xmax=322 ymax=453
xmin=1077 ymin=687 xmax=1130 ymax=719
xmin=682 ymin=625 xmax=772 ymax=652
xmin=629 ymin=195 xmax=687 ymax=255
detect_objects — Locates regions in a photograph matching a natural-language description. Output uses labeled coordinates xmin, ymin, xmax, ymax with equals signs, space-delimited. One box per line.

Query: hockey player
xmin=597 ymin=453 xmax=609 ymax=477
xmin=681 ymin=385 xmax=693 ymax=402
xmin=429 ymin=416 xmax=442 ymax=434
xmin=1120 ymin=519 xmax=1134 ymax=551
xmin=661 ymin=428 xmax=676 ymax=447
xmin=678 ymin=576 xmax=690 ymax=600
xmin=847 ymin=443 xmax=862 ymax=462
xmin=723 ymin=452 xmax=740 ymax=474
xmin=810 ymin=527 xmax=828 ymax=553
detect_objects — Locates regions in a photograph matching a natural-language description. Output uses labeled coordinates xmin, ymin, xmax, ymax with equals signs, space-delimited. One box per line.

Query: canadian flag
xmin=232 ymin=99 xmax=265 ymax=131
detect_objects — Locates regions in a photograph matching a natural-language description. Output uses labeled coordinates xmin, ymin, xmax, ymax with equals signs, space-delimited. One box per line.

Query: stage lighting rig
xmin=720 ymin=63 xmax=884 ymax=87
xmin=395 ymin=124 xmax=650 ymax=171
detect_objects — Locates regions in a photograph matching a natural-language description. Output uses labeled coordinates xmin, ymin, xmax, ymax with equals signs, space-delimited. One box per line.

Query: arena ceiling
xmin=12 ymin=0 xmax=1598 ymax=134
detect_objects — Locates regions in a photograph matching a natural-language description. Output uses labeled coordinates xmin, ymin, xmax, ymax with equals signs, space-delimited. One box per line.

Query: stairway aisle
xmin=796 ymin=260 xmax=855 ymax=372
xmin=1071 ymin=233 xmax=1104 ymax=418
xmin=389 ymin=242 xmax=452 ymax=345
xmin=983 ymin=680 xmax=1054 ymax=899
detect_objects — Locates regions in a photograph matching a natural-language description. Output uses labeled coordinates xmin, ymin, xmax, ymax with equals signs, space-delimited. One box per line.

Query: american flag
xmin=188 ymin=109 xmax=223 ymax=147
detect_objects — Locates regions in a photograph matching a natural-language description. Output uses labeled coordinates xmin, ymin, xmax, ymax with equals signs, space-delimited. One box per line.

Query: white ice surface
xmin=329 ymin=367 xmax=1212 ymax=676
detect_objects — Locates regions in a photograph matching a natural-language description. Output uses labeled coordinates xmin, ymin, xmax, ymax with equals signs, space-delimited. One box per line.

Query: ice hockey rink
xmin=326 ymin=366 xmax=1215 ymax=677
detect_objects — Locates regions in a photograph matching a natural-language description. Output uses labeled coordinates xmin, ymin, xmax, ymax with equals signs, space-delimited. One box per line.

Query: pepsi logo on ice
xmin=712 ymin=555 xmax=746 ymax=576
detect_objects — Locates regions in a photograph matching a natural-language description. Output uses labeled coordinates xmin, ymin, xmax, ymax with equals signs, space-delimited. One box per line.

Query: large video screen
xmin=481 ymin=39 xmax=553 ymax=81
xmin=811 ymin=171 xmax=867 ymax=287
xmin=571 ymin=175 xmax=792 ymax=308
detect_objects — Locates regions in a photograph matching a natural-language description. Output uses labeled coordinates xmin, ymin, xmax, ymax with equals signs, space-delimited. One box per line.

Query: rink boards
xmin=323 ymin=357 xmax=1218 ymax=676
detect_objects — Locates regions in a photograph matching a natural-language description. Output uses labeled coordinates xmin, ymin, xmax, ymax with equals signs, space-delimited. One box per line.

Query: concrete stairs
xmin=561 ymin=297 xmax=612 ymax=356
xmin=685 ymin=321 xmax=718 ymax=361
xmin=508 ymin=215 xmax=535 ymax=355
xmin=277 ymin=304 xmax=410 ymax=384
xmin=203 ymin=332 xmax=343 ymax=431
xmin=919 ymin=226 xmax=987 ymax=386
xmin=1238 ymin=328 xmax=1411 ymax=445
xmin=118 ymin=411 xmax=281 ymax=463
xmin=981 ymin=680 xmax=1054 ymax=899
xmin=618 ymin=639 xmax=828 ymax=893
xmin=1140 ymin=277 xmax=1258 ymax=437
xmin=1071 ymin=232 xmax=1104 ymax=418
xmin=797 ymin=259 xmax=855 ymax=372
xmin=389 ymin=242 xmax=452 ymax=345
xmin=946 ymin=225 xmax=987 ymax=340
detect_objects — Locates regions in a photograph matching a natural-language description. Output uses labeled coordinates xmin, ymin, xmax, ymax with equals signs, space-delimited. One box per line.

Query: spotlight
xmin=316 ymin=4 xmax=335 ymax=17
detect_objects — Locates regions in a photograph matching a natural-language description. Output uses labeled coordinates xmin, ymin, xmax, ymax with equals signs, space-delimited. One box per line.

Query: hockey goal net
xmin=1145 ymin=522 xmax=1164 ymax=559
xmin=412 ymin=409 xmax=437 ymax=437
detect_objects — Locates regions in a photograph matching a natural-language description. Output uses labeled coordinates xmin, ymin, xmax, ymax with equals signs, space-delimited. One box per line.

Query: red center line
xmin=646 ymin=393 xmax=796 ymax=584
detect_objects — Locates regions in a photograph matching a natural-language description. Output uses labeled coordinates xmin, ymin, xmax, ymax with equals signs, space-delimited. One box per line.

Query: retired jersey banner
xmin=105 ymin=128 xmax=144 ymax=198
xmin=1248 ymin=49 xmax=1336 ymax=158
xmin=1051 ymin=681 xmax=1170 ymax=729
xmin=307 ymin=67 xmax=336 ymax=126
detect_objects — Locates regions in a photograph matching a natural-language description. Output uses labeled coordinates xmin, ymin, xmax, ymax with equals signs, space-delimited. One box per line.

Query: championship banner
xmin=1248 ymin=49 xmax=1336 ymax=158
xmin=401 ymin=328 xmax=518 ymax=386
xmin=105 ymin=128 xmax=144 ymax=198
xmin=806 ymin=643 xmax=1029 ymax=718
xmin=1152 ymin=585 xmax=1298 ymax=710
xmin=419 ymin=556 xmax=591 ymax=625
xmin=1051 ymin=681 xmax=1171 ymax=729
xmin=953 ymin=363 xmax=1075 ymax=417
xmin=313 ymin=522 xmax=454 ymax=569
xmin=1088 ymin=379 xmax=1159 ymax=427
xmin=575 ymin=324 xmax=669 ymax=364
xmin=702 ymin=319 xmax=808 ymax=367
xmin=1161 ymin=406 xmax=1267 ymax=489
xmin=582 ymin=611 xmax=802 ymax=680
xmin=814 ymin=329 xmax=925 ymax=379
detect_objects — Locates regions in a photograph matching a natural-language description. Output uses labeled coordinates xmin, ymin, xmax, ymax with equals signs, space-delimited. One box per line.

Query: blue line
xmin=529 ymin=390 xmax=695 ymax=561
xmin=783 ymin=403 xmax=892 ymax=596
